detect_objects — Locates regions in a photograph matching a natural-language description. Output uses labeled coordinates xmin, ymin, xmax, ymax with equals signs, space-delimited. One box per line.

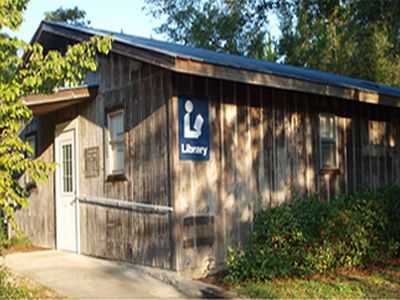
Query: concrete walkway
xmin=2 ymin=250 xmax=187 ymax=299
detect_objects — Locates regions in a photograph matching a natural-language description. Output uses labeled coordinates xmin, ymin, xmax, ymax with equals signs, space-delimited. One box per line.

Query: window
xmin=320 ymin=114 xmax=337 ymax=169
xmin=108 ymin=110 xmax=125 ymax=174
xmin=61 ymin=143 xmax=73 ymax=193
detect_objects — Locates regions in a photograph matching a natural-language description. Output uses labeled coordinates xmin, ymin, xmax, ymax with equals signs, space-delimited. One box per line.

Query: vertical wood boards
xmin=15 ymin=105 xmax=81 ymax=248
xmin=15 ymin=50 xmax=400 ymax=275
xmin=79 ymin=203 xmax=171 ymax=269
xmin=77 ymin=53 xmax=173 ymax=269
xmin=171 ymin=72 xmax=400 ymax=273
xmin=16 ymin=52 xmax=173 ymax=270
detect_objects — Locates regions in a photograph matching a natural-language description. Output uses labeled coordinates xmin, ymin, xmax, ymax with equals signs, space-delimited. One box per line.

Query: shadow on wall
xmin=16 ymin=53 xmax=400 ymax=274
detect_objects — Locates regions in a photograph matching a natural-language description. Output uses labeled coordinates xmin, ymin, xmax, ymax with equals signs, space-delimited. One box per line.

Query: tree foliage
xmin=144 ymin=0 xmax=400 ymax=87
xmin=0 ymin=0 xmax=112 ymax=226
xmin=276 ymin=0 xmax=400 ymax=87
xmin=44 ymin=6 xmax=90 ymax=26
xmin=144 ymin=0 xmax=277 ymax=60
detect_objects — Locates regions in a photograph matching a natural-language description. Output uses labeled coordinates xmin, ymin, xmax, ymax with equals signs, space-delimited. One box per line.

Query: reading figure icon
xmin=183 ymin=99 xmax=204 ymax=139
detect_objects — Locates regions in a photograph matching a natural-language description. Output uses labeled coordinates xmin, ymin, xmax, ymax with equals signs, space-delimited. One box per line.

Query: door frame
xmin=55 ymin=118 xmax=80 ymax=253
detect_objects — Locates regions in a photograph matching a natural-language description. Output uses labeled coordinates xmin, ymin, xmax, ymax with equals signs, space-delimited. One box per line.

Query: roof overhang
xmin=174 ymin=59 xmax=400 ymax=108
xmin=21 ymin=85 xmax=98 ymax=116
xmin=31 ymin=22 xmax=400 ymax=109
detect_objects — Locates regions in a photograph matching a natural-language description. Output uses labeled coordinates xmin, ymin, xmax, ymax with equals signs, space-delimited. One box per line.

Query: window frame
xmin=107 ymin=109 xmax=125 ymax=176
xmin=319 ymin=114 xmax=339 ymax=170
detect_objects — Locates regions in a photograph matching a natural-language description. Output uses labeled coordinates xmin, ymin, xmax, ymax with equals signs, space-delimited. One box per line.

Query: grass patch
xmin=232 ymin=260 xmax=400 ymax=299
xmin=0 ymin=267 xmax=64 ymax=299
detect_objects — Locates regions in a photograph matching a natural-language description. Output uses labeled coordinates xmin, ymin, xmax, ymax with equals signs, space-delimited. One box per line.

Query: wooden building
xmin=16 ymin=21 xmax=400 ymax=276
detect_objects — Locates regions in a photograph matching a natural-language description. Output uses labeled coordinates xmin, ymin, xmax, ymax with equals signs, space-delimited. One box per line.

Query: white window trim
xmin=107 ymin=109 xmax=125 ymax=175
xmin=319 ymin=114 xmax=339 ymax=170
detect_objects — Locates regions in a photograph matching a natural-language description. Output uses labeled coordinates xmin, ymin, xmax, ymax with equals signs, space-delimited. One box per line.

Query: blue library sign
xmin=178 ymin=95 xmax=210 ymax=160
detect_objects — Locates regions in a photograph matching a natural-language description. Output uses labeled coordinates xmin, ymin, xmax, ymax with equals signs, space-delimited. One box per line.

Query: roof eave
xmin=36 ymin=21 xmax=176 ymax=70
xmin=21 ymin=85 xmax=98 ymax=116
xmin=174 ymin=59 xmax=400 ymax=108
xmin=33 ymin=22 xmax=400 ymax=108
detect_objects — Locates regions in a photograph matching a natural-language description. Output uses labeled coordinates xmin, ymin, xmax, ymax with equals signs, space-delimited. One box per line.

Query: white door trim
xmin=55 ymin=118 xmax=80 ymax=253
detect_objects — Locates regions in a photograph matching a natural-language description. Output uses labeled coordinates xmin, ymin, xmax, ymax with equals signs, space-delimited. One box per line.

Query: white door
xmin=55 ymin=128 xmax=78 ymax=252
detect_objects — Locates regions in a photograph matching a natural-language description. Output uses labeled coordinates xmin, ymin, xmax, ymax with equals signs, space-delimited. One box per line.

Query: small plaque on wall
xmin=84 ymin=147 xmax=100 ymax=178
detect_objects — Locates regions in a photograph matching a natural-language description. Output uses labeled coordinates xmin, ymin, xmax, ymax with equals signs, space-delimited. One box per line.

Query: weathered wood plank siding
xmin=78 ymin=53 xmax=173 ymax=269
xmin=15 ymin=104 xmax=81 ymax=247
xmin=171 ymin=73 xmax=400 ymax=274
xmin=14 ymin=117 xmax=56 ymax=248
xmin=16 ymin=52 xmax=174 ymax=269
xmin=15 ymin=50 xmax=399 ymax=275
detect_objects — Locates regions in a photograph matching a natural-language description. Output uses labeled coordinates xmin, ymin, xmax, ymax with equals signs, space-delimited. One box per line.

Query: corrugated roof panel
xmin=42 ymin=21 xmax=400 ymax=98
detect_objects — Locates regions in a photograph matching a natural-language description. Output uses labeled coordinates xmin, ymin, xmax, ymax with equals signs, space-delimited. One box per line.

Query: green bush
xmin=226 ymin=186 xmax=400 ymax=281
xmin=7 ymin=231 xmax=31 ymax=249
xmin=0 ymin=224 xmax=31 ymax=254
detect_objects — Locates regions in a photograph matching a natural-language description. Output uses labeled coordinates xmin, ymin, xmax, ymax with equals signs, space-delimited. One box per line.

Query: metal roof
xmin=41 ymin=20 xmax=400 ymax=98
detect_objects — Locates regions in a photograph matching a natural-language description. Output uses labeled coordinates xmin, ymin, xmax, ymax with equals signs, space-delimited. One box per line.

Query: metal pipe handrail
xmin=77 ymin=195 xmax=173 ymax=213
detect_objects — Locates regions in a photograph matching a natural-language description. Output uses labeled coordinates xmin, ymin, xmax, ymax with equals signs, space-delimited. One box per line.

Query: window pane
xmin=111 ymin=142 xmax=124 ymax=173
xmin=320 ymin=114 xmax=337 ymax=169
xmin=116 ymin=143 xmax=124 ymax=171
xmin=110 ymin=112 xmax=124 ymax=141
xmin=108 ymin=110 xmax=125 ymax=174
xmin=320 ymin=115 xmax=335 ymax=139
xmin=62 ymin=144 xmax=73 ymax=193
xmin=321 ymin=141 xmax=337 ymax=169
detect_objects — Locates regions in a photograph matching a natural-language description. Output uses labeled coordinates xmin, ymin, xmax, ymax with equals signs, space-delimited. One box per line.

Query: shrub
xmin=320 ymin=190 xmax=388 ymax=269
xmin=381 ymin=186 xmax=400 ymax=256
xmin=226 ymin=186 xmax=400 ymax=281
xmin=0 ymin=224 xmax=31 ymax=254
xmin=7 ymin=232 xmax=31 ymax=249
